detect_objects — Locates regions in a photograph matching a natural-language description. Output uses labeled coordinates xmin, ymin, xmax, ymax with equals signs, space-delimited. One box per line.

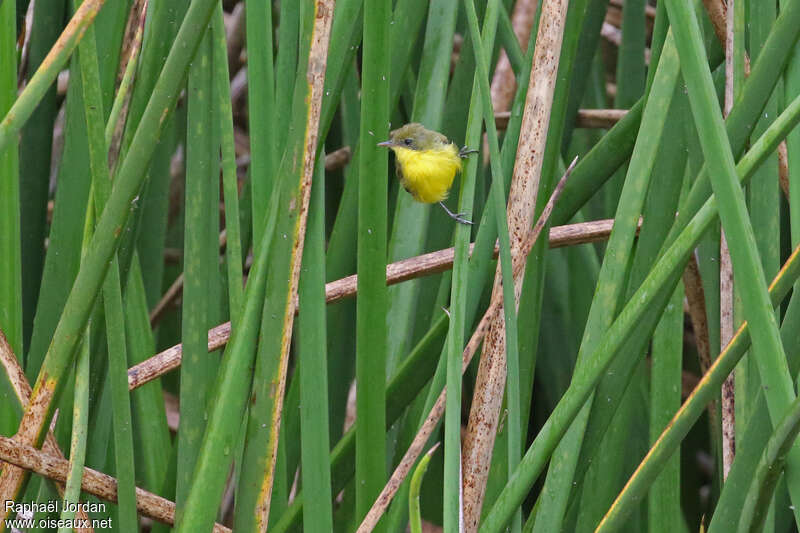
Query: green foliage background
xmin=2 ymin=0 xmax=800 ymax=531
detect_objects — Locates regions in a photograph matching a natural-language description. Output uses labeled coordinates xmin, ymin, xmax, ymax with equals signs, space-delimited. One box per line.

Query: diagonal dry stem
xmin=0 ymin=331 xmax=93 ymax=532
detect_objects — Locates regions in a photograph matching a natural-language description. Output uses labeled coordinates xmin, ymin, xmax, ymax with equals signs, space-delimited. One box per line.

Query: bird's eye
xmin=404 ymin=138 xmax=413 ymax=146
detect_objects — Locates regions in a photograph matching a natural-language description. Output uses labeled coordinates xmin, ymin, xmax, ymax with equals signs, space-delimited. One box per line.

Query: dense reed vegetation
xmin=3 ymin=0 xmax=800 ymax=531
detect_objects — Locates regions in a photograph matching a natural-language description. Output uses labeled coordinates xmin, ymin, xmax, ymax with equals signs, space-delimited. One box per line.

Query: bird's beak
xmin=377 ymin=140 xmax=393 ymax=147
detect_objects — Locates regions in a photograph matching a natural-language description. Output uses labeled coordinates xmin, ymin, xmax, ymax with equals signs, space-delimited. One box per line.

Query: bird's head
xmin=377 ymin=123 xmax=448 ymax=151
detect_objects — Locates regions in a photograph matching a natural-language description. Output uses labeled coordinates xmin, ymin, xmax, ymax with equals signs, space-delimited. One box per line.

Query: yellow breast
xmin=392 ymin=144 xmax=462 ymax=203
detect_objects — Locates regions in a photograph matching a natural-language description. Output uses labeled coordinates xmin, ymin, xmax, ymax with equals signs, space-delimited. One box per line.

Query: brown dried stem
xmin=107 ymin=0 xmax=147 ymax=168
xmin=495 ymin=108 xmax=626 ymax=130
xmin=720 ymin=0 xmax=737 ymax=480
xmin=490 ymin=0 xmax=537 ymax=114
xmin=0 ymin=331 xmax=93 ymax=532
xmin=779 ymin=140 xmax=791 ymax=201
xmin=0 ymin=435 xmax=230 ymax=532
xmin=483 ymin=0 xmax=538 ymax=158
xmin=682 ymin=254 xmax=718 ymax=431
xmin=461 ymin=0 xmax=570 ymax=527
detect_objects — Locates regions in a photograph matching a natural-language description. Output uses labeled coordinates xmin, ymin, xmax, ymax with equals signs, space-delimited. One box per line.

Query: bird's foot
xmin=452 ymin=213 xmax=474 ymax=225
xmin=439 ymin=201 xmax=474 ymax=225
xmin=459 ymin=146 xmax=479 ymax=158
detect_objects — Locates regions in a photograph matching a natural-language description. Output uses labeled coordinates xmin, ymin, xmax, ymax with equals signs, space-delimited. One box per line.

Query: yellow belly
xmin=392 ymin=145 xmax=462 ymax=203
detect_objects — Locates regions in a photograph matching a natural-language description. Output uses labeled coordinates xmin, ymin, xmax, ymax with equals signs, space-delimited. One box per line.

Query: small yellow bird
xmin=378 ymin=123 xmax=477 ymax=225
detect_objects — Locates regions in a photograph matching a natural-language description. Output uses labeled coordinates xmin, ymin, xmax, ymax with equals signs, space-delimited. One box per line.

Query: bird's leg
xmin=458 ymin=146 xmax=479 ymax=158
xmin=439 ymin=201 xmax=473 ymax=225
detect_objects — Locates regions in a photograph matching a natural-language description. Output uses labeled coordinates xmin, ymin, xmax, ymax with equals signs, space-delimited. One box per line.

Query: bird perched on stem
xmin=378 ymin=123 xmax=478 ymax=225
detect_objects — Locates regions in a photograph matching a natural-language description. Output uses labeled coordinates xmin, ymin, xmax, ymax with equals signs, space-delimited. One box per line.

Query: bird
xmin=378 ymin=123 xmax=478 ymax=225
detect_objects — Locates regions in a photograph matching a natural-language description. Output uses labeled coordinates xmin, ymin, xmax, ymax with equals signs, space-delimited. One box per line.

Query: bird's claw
xmin=439 ymin=201 xmax=473 ymax=225
xmin=451 ymin=213 xmax=473 ymax=225
xmin=459 ymin=146 xmax=479 ymax=158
